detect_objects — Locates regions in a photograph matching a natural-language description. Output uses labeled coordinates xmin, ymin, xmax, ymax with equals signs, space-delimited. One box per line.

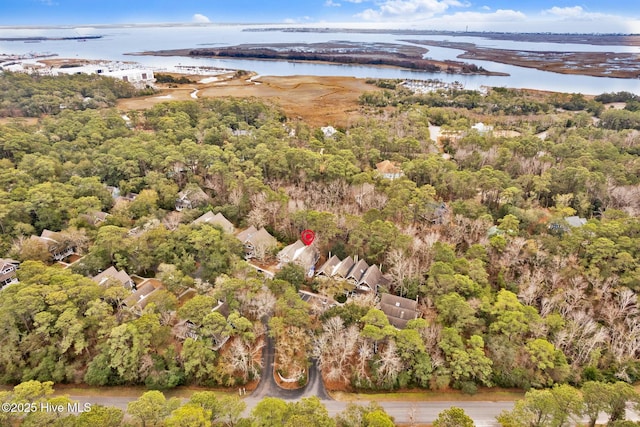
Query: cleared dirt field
xmin=117 ymin=74 xmax=380 ymax=128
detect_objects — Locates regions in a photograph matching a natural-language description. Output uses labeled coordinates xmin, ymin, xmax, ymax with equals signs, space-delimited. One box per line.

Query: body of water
xmin=1 ymin=24 xmax=639 ymax=94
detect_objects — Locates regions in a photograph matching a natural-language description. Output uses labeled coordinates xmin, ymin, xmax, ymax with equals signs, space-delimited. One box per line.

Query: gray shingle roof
xmin=379 ymin=293 xmax=420 ymax=329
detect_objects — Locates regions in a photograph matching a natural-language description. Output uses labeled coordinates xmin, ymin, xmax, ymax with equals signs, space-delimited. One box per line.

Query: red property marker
xmin=301 ymin=229 xmax=315 ymax=246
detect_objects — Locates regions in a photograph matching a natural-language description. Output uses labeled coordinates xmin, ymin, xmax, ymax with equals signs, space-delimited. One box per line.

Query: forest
xmin=1 ymin=71 xmax=640 ymax=424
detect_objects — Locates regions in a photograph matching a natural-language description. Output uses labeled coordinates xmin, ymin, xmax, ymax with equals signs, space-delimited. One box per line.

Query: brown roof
xmin=379 ymin=293 xmax=420 ymax=329
xmin=193 ymin=211 xmax=236 ymax=234
xmin=123 ymin=280 xmax=163 ymax=309
xmin=375 ymin=160 xmax=402 ymax=175
xmin=92 ymin=266 xmax=134 ymax=289
xmin=40 ymin=229 xmax=61 ymax=242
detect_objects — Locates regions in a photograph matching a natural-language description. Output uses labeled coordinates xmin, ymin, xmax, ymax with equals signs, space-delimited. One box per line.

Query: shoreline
xmin=131 ymin=42 xmax=510 ymax=78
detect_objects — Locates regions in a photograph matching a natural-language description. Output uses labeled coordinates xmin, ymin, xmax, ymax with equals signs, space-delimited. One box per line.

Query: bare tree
xmin=224 ymin=339 xmax=264 ymax=383
xmin=375 ymin=341 xmax=403 ymax=386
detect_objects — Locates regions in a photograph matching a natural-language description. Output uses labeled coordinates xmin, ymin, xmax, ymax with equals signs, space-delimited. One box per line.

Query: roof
xmin=176 ymin=185 xmax=209 ymax=208
xmin=347 ymin=259 xmax=369 ymax=283
xmin=247 ymin=227 xmax=277 ymax=249
xmin=277 ymin=240 xmax=319 ymax=272
xmin=193 ymin=211 xmax=236 ymax=234
xmin=40 ymin=229 xmax=61 ymax=243
xmin=82 ymin=211 xmax=109 ymax=224
xmin=359 ymin=264 xmax=383 ymax=293
xmin=236 ymin=226 xmax=258 ymax=243
xmin=92 ymin=266 xmax=134 ymax=288
xmin=316 ymin=255 xmax=341 ymax=277
xmin=123 ymin=280 xmax=163 ymax=309
xmin=293 ymin=245 xmax=320 ymax=271
xmin=334 ymin=256 xmax=355 ymax=278
xmin=375 ymin=160 xmax=402 ymax=175
xmin=278 ymin=240 xmax=306 ymax=263
xmin=379 ymin=293 xmax=420 ymax=329
xmin=565 ymin=216 xmax=587 ymax=227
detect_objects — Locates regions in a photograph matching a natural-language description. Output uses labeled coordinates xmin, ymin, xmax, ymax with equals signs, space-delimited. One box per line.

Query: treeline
xmin=155 ymin=73 xmax=194 ymax=84
xmin=189 ymin=48 xmax=443 ymax=72
xmin=498 ymin=381 xmax=640 ymax=426
xmin=0 ymin=380 xmax=403 ymax=427
xmin=0 ymin=71 xmax=150 ymax=117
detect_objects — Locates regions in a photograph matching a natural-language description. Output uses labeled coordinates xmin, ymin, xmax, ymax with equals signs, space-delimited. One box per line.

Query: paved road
xmin=63 ymin=392 xmax=513 ymax=425
xmin=60 ymin=392 xmax=640 ymax=426
xmin=251 ymin=318 xmax=330 ymax=400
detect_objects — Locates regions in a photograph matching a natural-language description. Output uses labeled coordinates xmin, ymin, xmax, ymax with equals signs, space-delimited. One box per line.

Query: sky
xmin=1 ymin=0 xmax=639 ymax=33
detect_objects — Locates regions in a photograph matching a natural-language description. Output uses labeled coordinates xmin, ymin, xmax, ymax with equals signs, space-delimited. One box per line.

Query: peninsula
xmin=133 ymin=41 xmax=509 ymax=77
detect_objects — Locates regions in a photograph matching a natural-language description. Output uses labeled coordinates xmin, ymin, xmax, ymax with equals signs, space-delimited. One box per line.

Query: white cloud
xmin=325 ymin=0 xmax=342 ymax=6
xmin=543 ymin=5 xmax=613 ymax=21
xmin=192 ymin=13 xmax=211 ymax=23
xmin=356 ymin=0 xmax=468 ymax=21
xmin=545 ymin=6 xmax=585 ymax=17
xmin=481 ymin=5 xmax=491 ymax=11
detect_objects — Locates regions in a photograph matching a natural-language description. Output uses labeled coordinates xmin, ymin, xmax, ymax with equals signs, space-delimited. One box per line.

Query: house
xmin=236 ymin=226 xmax=277 ymax=260
xmin=321 ymin=126 xmax=337 ymax=138
xmin=0 ymin=259 xmax=19 ymax=289
xmin=174 ymin=300 xmax=231 ymax=351
xmin=175 ymin=185 xmax=209 ymax=211
xmin=236 ymin=226 xmax=258 ymax=244
xmin=346 ymin=259 xmax=369 ymax=285
xmin=192 ymin=211 xmax=236 ymax=234
xmin=123 ymin=279 xmax=163 ymax=315
xmin=81 ymin=211 xmax=110 ymax=226
xmin=548 ymin=216 xmax=588 ymax=234
xmin=316 ymin=255 xmax=341 ymax=278
xmin=427 ymin=202 xmax=449 ymax=225
xmin=375 ymin=160 xmax=404 ymax=180
xmin=101 ymin=68 xmax=155 ymax=86
xmin=30 ymin=230 xmax=76 ymax=261
xmin=277 ymin=240 xmax=320 ymax=276
xmin=565 ymin=216 xmax=587 ymax=228
xmin=379 ymin=293 xmax=420 ymax=329
xmin=358 ymin=264 xmax=386 ymax=293
xmin=92 ymin=266 xmax=134 ymax=289
xmin=471 ymin=122 xmax=494 ymax=135
xmin=333 ymin=256 xmax=355 ymax=279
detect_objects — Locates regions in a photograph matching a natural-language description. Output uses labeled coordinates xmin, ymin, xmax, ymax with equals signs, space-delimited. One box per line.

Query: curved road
xmin=251 ymin=326 xmax=330 ymax=400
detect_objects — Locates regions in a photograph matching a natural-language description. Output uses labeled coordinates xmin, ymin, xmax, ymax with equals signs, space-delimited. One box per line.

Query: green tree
xmin=188 ymin=391 xmax=222 ymax=424
xmin=164 ymin=404 xmax=210 ymax=427
xmin=496 ymin=385 xmax=581 ymax=427
xmin=73 ymin=405 xmax=124 ymax=427
xmin=433 ymin=406 xmax=475 ymax=427
xmin=126 ymin=390 xmax=180 ymax=427
xmin=251 ymin=397 xmax=289 ymax=427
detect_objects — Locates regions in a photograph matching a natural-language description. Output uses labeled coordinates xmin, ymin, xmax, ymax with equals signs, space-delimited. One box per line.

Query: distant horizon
xmin=2 ymin=1 xmax=640 ymax=34
xmin=0 ymin=22 xmax=638 ymax=37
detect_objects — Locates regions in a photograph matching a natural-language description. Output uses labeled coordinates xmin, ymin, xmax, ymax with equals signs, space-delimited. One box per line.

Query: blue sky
xmin=1 ymin=0 xmax=639 ymax=32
